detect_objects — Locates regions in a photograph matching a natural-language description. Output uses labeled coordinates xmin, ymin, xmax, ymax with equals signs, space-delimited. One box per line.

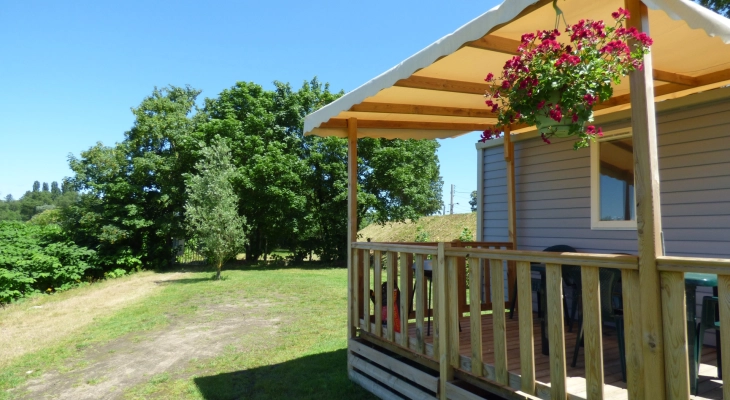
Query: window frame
xmin=590 ymin=128 xmax=637 ymax=230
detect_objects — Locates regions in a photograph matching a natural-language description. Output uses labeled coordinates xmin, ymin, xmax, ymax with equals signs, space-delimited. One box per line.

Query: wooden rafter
xmin=394 ymin=76 xmax=492 ymax=95
xmin=350 ymin=102 xmax=496 ymax=118
xmin=465 ymin=34 xmax=699 ymax=86
xmin=321 ymin=118 xmax=493 ymax=131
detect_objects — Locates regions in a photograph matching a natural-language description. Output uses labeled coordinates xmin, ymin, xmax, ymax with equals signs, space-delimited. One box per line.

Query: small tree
xmin=185 ymin=138 xmax=247 ymax=279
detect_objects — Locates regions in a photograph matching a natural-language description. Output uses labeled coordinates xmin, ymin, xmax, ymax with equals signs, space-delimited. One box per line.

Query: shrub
xmin=0 ymin=221 xmax=96 ymax=303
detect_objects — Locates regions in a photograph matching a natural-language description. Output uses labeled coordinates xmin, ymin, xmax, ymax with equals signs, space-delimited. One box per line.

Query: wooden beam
xmin=624 ymin=1 xmax=668 ymax=398
xmin=350 ymin=102 xmax=497 ymax=118
xmin=504 ymin=127 xmax=517 ymax=250
xmin=322 ymin=118 xmax=495 ymax=131
xmin=347 ymin=118 xmax=358 ymax=340
xmin=464 ymin=35 xmax=521 ymax=54
xmin=652 ymin=69 xmax=698 ymax=86
xmin=437 ymin=243 xmax=455 ymax=400
xmin=469 ymin=256 xmax=483 ymax=378
xmin=394 ymin=75 xmax=492 ymax=95
xmin=621 ymin=269 xmax=644 ymax=400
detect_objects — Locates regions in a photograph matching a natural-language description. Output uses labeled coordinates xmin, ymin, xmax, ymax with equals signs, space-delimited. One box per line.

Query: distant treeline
xmin=0 ymin=78 xmax=444 ymax=303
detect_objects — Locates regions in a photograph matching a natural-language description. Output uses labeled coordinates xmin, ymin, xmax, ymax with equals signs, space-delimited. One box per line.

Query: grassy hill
xmin=357 ymin=213 xmax=477 ymax=243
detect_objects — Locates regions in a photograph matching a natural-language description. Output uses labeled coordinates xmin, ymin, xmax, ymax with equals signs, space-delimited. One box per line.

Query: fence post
xmin=437 ymin=242 xmax=456 ymax=400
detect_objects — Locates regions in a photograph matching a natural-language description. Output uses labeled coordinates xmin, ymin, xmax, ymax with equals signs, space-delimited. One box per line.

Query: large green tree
xmin=66 ymin=86 xmax=200 ymax=270
xmin=185 ymin=138 xmax=247 ymax=279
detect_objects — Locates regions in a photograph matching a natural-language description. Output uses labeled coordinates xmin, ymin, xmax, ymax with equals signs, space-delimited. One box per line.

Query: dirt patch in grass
xmin=0 ymin=272 xmax=195 ymax=368
xmin=14 ymin=299 xmax=278 ymax=400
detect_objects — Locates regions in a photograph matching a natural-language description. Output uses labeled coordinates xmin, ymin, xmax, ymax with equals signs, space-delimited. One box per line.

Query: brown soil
xmin=14 ymin=300 xmax=277 ymax=400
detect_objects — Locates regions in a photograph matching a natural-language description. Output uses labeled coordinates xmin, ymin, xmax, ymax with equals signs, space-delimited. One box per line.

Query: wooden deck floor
xmin=402 ymin=311 xmax=723 ymax=399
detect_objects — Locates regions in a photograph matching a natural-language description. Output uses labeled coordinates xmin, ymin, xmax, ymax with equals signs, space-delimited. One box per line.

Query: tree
xmin=32 ymin=181 xmax=40 ymax=192
xmin=50 ymin=181 xmax=61 ymax=198
xmin=469 ymin=190 xmax=477 ymax=212
xmin=42 ymin=182 xmax=49 ymax=192
xmin=66 ymin=85 xmax=201 ymax=271
xmin=696 ymin=0 xmax=730 ymax=16
xmin=185 ymin=138 xmax=247 ymax=279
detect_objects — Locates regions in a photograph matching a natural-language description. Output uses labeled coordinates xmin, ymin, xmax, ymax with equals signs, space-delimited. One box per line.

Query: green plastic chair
xmin=571 ymin=267 xmax=626 ymax=382
xmin=695 ymin=296 xmax=721 ymax=395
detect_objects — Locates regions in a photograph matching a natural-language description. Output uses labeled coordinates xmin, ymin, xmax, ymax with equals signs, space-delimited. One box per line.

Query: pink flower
xmin=537 ymin=100 xmax=546 ymax=109
xmin=549 ymin=105 xmax=563 ymax=122
xmin=541 ymin=133 xmax=551 ymax=144
xmin=572 ymin=113 xmax=579 ymax=123
xmin=502 ymin=80 xmax=511 ymax=89
xmin=485 ymin=73 xmax=494 ymax=82
xmin=583 ymin=94 xmax=596 ymax=106
xmin=485 ymin=100 xmax=494 ymax=107
xmin=480 ymin=129 xmax=495 ymax=142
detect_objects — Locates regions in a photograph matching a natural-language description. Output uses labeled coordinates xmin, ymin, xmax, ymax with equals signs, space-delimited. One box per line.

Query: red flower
xmin=485 ymin=73 xmax=494 ymax=82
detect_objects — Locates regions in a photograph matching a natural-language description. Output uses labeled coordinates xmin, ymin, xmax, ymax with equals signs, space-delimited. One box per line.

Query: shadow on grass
xmin=158 ymin=260 xmax=346 ymax=274
xmin=193 ymin=349 xmax=375 ymax=400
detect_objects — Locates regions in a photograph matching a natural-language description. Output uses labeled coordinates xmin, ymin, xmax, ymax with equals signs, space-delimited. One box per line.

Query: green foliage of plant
xmin=414 ymin=226 xmax=430 ymax=243
xmin=0 ymin=222 xmax=96 ymax=303
xmin=185 ymin=139 xmax=247 ymax=279
xmin=104 ymin=268 xmax=127 ymax=279
xmin=457 ymin=227 xmax=473 ymax=242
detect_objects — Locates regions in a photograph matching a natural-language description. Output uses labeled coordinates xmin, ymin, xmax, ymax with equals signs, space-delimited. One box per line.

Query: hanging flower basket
xmin=479 ymin=8 xmax=653 ymax=149
xmin=533 ymin=91 xmax=593 ymax=138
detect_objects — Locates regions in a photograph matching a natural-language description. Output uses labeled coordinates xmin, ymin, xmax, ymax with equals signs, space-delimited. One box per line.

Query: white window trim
xmin=590 ymin=128 xmax=637 ymax=230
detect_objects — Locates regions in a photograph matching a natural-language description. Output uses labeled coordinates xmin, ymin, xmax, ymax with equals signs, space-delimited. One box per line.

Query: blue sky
xmin=0 ymin=0 xmax=501 ymax=213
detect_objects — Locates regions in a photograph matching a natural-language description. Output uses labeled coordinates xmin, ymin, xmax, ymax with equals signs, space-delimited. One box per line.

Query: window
xmin=591 ymin=130 xmax=636 ymax=230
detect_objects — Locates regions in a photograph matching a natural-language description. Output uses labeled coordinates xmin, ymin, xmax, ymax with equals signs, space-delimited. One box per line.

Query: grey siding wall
xmin=480 ymin=98 xmax=730 ymax=258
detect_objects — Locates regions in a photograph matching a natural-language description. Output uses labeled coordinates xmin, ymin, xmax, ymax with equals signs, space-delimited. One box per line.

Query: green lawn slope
xmin=357 ymin=213 xmax=477 ymax=243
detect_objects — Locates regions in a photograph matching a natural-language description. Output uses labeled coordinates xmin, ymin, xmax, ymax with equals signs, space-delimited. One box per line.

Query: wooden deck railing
xmin=349 ymin=241 xmax=730 ymax=400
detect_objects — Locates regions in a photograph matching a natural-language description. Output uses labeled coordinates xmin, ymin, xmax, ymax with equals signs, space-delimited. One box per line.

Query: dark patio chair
xmin=571 ymin=267 xmax=626 ymax=382
xmin=509 ymin=245 xmax=578 ymax=330
xmin=695 ymin=296 xmax=721 ymax=395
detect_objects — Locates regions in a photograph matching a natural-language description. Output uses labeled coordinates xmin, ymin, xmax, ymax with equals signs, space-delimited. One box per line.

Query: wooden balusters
xmin=489 ymin=258 xmax=508 ymax=385
xmin=546 ymin=262 xmax=567 ymax=399
xmin=718 ymin=275 xmax=730 ymax=400
xmin=399 ymin=252 xmax=409 ymax=348
xmin=621 ymin=269 xmax=644 ymax=400
xmin=386 ymin=252 xmax=396 ymax=342
xmin=374 ymin=250 xmax=383 ymax=337
xmin=660 ymin=271 xmax=690 ymax=399
xmin=415 ymin=254 xmax=426 ymax=354
xmin=469 ymin=257 xmax=483 ymax=377
xmin=362 ymin=250 xmax=371 ymax=333
xmin=352 ymin=249 xmax=360 ymax=336
xmin=516 ymin=261 xmax=535 ymax=395
xmin=581 ymin=266 xmax=604 ymax=400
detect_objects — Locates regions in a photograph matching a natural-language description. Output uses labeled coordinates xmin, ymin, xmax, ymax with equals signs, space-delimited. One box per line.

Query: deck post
xmin=503 ymin=126 xmax=517 ymax=305
xmin=624 ymin=1 xmax=675 ymax=398
xmin=347 ymin=118 xmax=358 ymax=340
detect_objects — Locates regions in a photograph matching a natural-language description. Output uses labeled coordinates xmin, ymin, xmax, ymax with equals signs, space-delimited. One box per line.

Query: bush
xmin=0 ymin=221 xmax=96 ymax=303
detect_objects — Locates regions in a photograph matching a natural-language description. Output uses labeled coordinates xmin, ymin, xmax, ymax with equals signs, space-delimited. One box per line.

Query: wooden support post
xmin=347 ymin=118 xmax=358 ymax=339
xmin=490 ymin=258 xmax=508 ymax=385
xmin=469 ymin=255 xmax=483 ymax=377
xmin=504 ymin=126 xmax=518 ymax=309
xmin=386 ymin=251 xmax=396 ymax=342
xmin=717 ymin=275 xmax=730 ymax=400
xmin=437 ymin=243 xmax=455 ymax=400
xmin=516 ymin=261 xmax=535 ymax=395
xmin=457 ymin=254 xmax=467 ymax=316
xmin=660 ymin=271 xmax=690 ymax=399
xmin=624 ymin=1 xmax=668 ymax=397
xmin=581 ymin=266 xmax=604 ymax=400
xmin=621 ymin=269 xmax=644 ymax=400
xmin=546 ymin=263 xmax=567 ymax=400
xmin=399 ymin=252 xmax=409 ymax=348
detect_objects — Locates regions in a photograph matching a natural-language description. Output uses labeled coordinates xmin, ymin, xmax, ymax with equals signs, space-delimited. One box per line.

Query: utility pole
xmin=450 ymin=184 xmax=455 ymax=215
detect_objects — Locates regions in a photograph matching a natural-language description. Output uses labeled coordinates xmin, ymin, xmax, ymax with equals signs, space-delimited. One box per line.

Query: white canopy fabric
xmin=304 ymin=0 xmax=730 ymax=140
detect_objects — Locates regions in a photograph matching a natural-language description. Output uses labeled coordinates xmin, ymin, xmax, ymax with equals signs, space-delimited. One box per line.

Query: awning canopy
xmin=304 ymin=0 xmax=730 ymax=140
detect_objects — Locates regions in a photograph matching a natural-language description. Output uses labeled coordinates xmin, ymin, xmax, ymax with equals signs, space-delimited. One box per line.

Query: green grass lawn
xmin=0 ymin=263 xmax=375 ymax=400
